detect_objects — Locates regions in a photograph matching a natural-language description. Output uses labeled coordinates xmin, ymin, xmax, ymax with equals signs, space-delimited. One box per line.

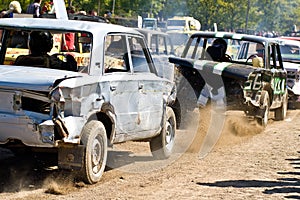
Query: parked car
xmin=169 ymin=32 xmax=288 ymax=127
xmin=142 ymin=18 xmax=159 ymax=30
xmin=0 ymin=17 xmax=177 ymax=184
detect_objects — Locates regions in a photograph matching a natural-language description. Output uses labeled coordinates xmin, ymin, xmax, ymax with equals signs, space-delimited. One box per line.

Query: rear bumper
xmin=0 ymin=113 xmax=54 ymax=147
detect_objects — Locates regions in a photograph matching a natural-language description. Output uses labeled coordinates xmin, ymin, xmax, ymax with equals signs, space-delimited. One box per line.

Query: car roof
xmin=135 ymin=28 xmax=169 ymax=36
xmin=279 ymin=36 xmax=300 ymax=41
xmin=190 ymin=31 xmax=278 ymax=44
xmin=276 ymin=37 xmax=300 ymax=46
xmin=0 ymin=18 xmax=142 ymax=36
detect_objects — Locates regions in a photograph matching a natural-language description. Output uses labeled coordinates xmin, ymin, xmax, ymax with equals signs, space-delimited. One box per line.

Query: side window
xmin=104 ymin=35 xmax=129 ymax=73
xmin=181 ymin=36 xmax=204 ymax=59
xmin=251 ymin=42 xmax=265 ymax=68
xmin=128 ymin=36 xmax=151 ymax=73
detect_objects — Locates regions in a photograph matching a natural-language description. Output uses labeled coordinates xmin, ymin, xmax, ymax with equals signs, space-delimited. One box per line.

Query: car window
xmin=280 ymin=44 xmax=300 ymax=55
xmin=2 ymin=29 xmax=91 ymax=73
xmin=183 ymin=36 xmax=205 ymax=59
xmin=104 ymin=35 xmax=129 ymax=73
xmin=128 ymin=36 xmax=151 ymax=73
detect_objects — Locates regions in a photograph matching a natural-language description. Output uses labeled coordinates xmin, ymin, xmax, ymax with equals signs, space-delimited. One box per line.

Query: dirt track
xmin=0 ymin=109 xmax=299 ymax=200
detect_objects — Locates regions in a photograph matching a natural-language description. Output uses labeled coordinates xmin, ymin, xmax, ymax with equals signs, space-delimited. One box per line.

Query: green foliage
xmin=0 ymin=0 xmax=300 ymax=35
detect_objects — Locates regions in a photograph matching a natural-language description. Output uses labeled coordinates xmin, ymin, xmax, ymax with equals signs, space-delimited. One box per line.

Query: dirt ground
xmin=0 ymin=108 xmax=299 ymax=200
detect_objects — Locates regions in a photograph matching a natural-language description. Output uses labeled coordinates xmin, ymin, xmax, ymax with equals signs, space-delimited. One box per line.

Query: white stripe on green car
xmin=194 ymin=60 xmax=211 ymax=70
xmin=213 ymin=62 xmax=232 ymax=75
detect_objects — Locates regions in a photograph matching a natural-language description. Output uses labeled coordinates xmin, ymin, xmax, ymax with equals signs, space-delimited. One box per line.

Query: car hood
xmin=0 ymin=65 xmax=82 ymax=91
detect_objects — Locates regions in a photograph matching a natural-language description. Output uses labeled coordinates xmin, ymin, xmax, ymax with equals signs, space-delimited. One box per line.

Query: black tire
xmin=257 ymin=91 xmax=270 ymax=127
xmin=275 ymin=91 xmax=288 ymax=121
xmin=150 ymin=106 xmax=176 ymax=159
xmin=78 ymin=120 xmax=107 ymax=184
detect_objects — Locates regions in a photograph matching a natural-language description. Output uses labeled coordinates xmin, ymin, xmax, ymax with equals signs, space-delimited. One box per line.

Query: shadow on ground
xmin=0 ymin=147 xmax=155 ymax=193
xmin=0 ymin=148 xmax=60 ymax=193
xmin=196 ymin=150 xmax=300 ymax=199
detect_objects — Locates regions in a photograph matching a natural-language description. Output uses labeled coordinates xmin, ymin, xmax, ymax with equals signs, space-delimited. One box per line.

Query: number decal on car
xmin=272 ymin=77 xmax=286 ymax=94
xmin=244 ymin=73 xmax=262 ymax=91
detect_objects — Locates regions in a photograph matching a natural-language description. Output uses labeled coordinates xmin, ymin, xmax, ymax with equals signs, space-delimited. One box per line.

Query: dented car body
xmin=237 ymin=39 xmax=300 ymax=108
xmin=170 ymin=32 xmax=288 ymax=126
xmin=0 ymin=18 xmax=176 ymax=183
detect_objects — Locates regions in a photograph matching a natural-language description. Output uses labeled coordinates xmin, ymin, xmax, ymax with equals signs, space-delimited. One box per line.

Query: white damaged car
xmin=0 ymin=17 xmax=176 ymax=184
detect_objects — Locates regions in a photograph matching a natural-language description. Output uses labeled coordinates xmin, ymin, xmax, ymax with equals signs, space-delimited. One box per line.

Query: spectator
xmin=104 ymin=10 xmax=112 ymax=19
xmin=62 ymin=32 xmax=75 ymax=51
xmin=8 ymin=1 xmax=22 ymax=14
xmin=42 ymin=0 xmax=53 ymax=14
xmin=88 ymin=10 xmax=97 ymax=16
xmin=0 ymin=9 xmax=8 ymax=18
xmin=66 ymin=6 xmax=75 ymax=14
xmin=2 ymin=1 xmax=22 ymax=17
xmin=61 ymin=6 xmax=76 ymax=52
xmin=26 ymin=0 xmax=42 ymax=18
xmin=77 ymin=10 xmax=86 ymax=15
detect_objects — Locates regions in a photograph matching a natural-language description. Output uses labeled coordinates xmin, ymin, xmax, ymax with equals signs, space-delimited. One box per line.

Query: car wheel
xmin=78 ymin=120 xmax=107 ymax=184
xmin=150 ymin=106 xmax=176 ymax=159
xmin=274 ymin=91 xmax=288 ymax=121
xmin=257 ymin=91 xmax=270 ymax=127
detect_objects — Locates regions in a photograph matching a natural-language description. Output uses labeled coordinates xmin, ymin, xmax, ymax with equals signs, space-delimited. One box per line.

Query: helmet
xmin=29 ymin=31 xmax=53 ymax=55
xmin=212 ymin=38 xmax=227 ymax=52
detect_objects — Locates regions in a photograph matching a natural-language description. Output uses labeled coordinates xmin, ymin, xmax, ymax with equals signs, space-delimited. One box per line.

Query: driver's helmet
xmin=29 ymin=31 xmax=53 ymax=55
xmin=212 ymin=38 xmax=227 ymax=53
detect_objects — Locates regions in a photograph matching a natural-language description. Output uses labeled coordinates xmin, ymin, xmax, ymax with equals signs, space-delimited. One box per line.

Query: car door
xmin=128 ymin=35 xmax=168 ymax=136
xmin=268 ymin=43 xmax=287 ymax=108
xmin=103 ymin=34 xmax=140 ymax=135
xmin=103 ymin=34 xmax=167 ymax=139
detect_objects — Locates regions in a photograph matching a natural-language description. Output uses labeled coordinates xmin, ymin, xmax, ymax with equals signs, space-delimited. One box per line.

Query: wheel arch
xmin=85 ymin=104 xmax=116 ymax=146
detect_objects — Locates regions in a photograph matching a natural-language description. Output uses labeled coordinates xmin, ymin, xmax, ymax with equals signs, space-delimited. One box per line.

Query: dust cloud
xmin=186 ymin=108 xmax=265 ymax=156
xmin=225 ymin=115 xmax=264 ymax=136
xmin=43 ymin=172 xmax=80 ymax=196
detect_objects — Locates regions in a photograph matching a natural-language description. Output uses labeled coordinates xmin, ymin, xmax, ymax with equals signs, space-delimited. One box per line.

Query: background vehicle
xmin=0 ymin=17 xmax=177 ymax=184
xmin=142 ymin=18 xmax=159 ymax=30
xmin=237 ymin=39 xmax=300 ymax=108
xmin=169 ymin=32 xmax=288 ymax=127
xmin=167 ymin=16 xmax=201 ymax=32
xmin=135 ymin=28 xmax=175 ymax=79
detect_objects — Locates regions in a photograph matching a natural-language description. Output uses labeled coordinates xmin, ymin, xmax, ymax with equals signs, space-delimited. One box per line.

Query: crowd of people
xmin=0 ymin=0 xmax=100 ymax=19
